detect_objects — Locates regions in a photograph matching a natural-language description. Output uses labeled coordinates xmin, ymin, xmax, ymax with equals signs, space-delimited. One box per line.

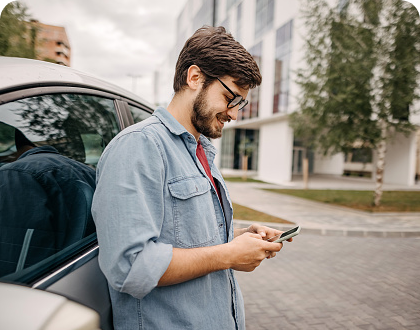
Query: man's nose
xmin=226 ymin=106 xmax=239 ymax=121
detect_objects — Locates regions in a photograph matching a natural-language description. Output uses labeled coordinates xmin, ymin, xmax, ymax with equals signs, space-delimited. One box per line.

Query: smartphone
xmin=266 ymin=226 xmax=301 ymax=243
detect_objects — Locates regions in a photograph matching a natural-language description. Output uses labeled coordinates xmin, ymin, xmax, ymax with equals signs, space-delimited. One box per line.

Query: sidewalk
xmin=227 ymin=175 xmax=420 ymax=238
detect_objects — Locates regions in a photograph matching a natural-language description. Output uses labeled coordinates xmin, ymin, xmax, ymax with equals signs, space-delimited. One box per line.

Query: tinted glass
xmin=0 ymin=93 xmax=119 ymax=282
xmin=129 ymin=104 xmax=152 ymax=124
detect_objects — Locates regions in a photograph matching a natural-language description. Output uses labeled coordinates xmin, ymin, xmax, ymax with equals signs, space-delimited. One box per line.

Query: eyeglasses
xmin=216 ymin=78 xmax=248 ymax=111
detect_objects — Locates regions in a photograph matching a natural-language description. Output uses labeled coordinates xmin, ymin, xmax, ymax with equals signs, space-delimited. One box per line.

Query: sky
xmin=0 ymin=0 xmax=188 ymax=103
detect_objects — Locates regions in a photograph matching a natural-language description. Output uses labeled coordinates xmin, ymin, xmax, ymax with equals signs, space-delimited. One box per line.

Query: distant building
xmin=29 ymin=20 xmax=71 ymax=66
xmin=156 ymin=0 xmax=420 ymax=186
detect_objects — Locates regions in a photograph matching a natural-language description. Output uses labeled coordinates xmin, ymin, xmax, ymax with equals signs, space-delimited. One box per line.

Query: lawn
xmin=264 ymin=189 xmax=420 ymax=213
xmin=224 ymin=177 xmax=266 ymax=183
xmin=232 ymin=202 xmax=293 ymax=224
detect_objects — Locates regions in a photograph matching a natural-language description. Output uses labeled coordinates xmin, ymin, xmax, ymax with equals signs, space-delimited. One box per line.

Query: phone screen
xmin=266 ymin=226 xmax=300 ymax=242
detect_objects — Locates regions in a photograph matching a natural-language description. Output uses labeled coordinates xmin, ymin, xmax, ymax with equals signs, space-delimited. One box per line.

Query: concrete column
xmin=381 ymin=131 xmax=417 ymax=185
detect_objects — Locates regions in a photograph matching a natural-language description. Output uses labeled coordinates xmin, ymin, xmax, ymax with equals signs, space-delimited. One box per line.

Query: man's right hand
xmin=158 ymin=232 xmax=283 ymax=287
xmin=225 ymin=232 xmax=283 ymax=272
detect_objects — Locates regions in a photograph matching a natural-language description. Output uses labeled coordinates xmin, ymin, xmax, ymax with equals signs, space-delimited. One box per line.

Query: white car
xmin=0 ymin=57 xmax=154 ymax=330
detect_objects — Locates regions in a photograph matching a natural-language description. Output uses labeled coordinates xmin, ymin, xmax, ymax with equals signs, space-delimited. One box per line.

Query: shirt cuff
xmin=121 ymin=241 xmax=173 ymax=299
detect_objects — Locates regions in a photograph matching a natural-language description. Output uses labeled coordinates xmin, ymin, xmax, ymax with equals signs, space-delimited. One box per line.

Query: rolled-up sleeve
xmin=92 ymin=129 xmax=173 ymax=299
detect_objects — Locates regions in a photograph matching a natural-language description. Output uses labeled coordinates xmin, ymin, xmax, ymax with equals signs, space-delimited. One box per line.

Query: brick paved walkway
xmin=236 ymin=234 xmax=420 ymax=330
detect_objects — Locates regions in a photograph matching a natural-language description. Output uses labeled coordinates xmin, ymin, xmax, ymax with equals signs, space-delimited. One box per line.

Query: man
xmin=92 ymin=26 xmax=290 ymax=329
xmin=0 ymin=126 xmax=96 ymax=276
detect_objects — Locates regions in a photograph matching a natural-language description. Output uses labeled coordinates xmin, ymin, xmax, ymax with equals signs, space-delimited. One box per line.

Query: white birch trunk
xmin=374 ymin=120 xmax=387 ymax=206
xmin=241 ymin=155 xmax=248 ymax=181
xmin=303 ymin=158 xmax=309 ymax=190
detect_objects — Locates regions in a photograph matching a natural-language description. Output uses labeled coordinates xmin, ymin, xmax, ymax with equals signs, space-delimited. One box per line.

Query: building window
xmin=220 ymin=17 xmax=230 ymax=31
xmin=239 ymin=42 xmax=262 ymax=121
xmin=236 ymin=2 xmax=243 ymax=42
xmin=234 ymin=129 xmax=259 ymax=170
xmin=193 ymin=1 xmax=214 ymax=32
xmin=227 ymin=0 xmax=239 ymax=12
xmin=220 ymin=129 xmax=259 ymax=171
xmin=273 ymin=20 xmax=293 ymax=114
xmin=220 ymin=129 xmax=235 ymax=169
xmin=255 ymin=0 xmax=274 ymax=39
xmin=214 ymin=0 xmax=221 ymax=25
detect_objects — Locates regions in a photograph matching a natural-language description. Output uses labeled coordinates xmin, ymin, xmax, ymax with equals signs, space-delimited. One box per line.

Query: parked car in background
xmin=0 ymin=57 xmax=154 ymax=330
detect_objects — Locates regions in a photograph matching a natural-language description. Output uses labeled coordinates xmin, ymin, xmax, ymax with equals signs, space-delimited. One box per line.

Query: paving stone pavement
xmin=226 ymin=180 xmax=420 ymax=237
xmin=235 ymin=233 xmax=420 ymax=330
xmin=228 ymin=176 xmax=420 ymax=329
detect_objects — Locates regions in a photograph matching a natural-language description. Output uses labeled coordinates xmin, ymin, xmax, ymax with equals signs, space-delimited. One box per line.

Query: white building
xmin=156 ymin=0 xmax=420 ymax=186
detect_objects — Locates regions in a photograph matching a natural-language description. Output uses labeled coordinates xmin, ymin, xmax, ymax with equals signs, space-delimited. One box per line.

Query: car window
xmin=129 ymin=104 xmax=152 ymax=123
xmin=0 ymin=93 xmax=119 ymax=282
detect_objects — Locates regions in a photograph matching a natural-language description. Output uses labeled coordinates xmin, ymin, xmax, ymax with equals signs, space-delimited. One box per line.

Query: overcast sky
xmin=1 ymin=0 xmax=188 ymax=103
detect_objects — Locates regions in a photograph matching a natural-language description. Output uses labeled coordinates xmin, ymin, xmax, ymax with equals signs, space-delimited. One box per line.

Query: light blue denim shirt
xmin=92 ymin=107 xmax=245 ymax=329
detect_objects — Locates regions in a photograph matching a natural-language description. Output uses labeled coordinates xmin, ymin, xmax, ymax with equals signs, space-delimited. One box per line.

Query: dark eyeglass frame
xmin=216 ymin=78 xmax=248 ymax=111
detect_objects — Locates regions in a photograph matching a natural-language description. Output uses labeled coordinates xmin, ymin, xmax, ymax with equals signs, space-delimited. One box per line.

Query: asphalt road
xmin=235 ymin=233 xmax=420 ymax=330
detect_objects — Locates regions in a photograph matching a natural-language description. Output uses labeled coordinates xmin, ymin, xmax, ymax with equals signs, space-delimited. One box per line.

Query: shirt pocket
xmin=168 ymin=176 xmax=219 ymax=248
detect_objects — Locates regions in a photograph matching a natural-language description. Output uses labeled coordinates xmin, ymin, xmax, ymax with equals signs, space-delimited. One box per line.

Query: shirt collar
xmin=153 ymin=107 xmax=190 ymax=137
xmin=153 ymin=106 xmax=217 ymax=159
xmin=18 ymin=145 xmax=59 ymax=160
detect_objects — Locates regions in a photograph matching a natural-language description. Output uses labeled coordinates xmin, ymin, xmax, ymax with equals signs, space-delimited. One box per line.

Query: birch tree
xmin=291 ymin=0 xmax=420 ymax=206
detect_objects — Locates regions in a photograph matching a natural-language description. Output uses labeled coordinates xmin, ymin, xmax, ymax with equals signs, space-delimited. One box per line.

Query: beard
xmin=191 ymin=87 xmax=230 ymax=139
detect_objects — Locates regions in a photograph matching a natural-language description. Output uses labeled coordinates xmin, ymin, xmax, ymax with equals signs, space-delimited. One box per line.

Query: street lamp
xmin=127 ymin=74 xmax=142 ymax=94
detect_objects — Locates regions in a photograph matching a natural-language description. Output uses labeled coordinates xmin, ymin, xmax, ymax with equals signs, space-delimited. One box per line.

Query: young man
xmin=92 ymin=26 xmax=289 ymax=329
xmin=0 ymin=127 xmax=96 ymax=276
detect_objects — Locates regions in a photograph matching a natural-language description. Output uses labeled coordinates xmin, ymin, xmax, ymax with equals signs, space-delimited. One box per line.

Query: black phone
xmin=266 ymin=226 xmax=301 ymax=243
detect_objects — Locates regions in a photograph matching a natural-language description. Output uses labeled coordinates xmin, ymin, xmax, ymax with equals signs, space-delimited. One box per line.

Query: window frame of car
xmin=0 ymin=85 xmax=152 ymax=127
xmin=0 ymin=83 xmax=154 ymax=287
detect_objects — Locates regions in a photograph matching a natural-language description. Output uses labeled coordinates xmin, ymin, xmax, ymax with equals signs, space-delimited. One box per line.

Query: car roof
xmin=0 ymin=56 xmax=153 ymax=108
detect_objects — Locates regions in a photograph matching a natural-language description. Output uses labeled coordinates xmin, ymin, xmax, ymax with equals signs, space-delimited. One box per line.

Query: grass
xmin=232 ymin=202 xmax=293 ymax=224
xmin=224 ymin=177 xmax=267 ymax=183
xmin=265 ymin=189 xmax=420 ymax=213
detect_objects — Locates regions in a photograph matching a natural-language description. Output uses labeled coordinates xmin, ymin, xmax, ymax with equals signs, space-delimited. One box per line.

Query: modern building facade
xmin=28 ymin=20 xmax=71 ymax=66
xmin=155 ymin=0 xmax=420 ymax=186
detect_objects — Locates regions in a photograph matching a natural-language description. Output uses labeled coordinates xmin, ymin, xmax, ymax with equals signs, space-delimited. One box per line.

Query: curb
xmin=233 ymin=219 xmax=420 ymax=238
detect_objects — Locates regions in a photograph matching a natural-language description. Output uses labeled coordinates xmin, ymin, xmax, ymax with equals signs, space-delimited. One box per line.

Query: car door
xmin=0 ymin=86 xmax=152 ymax=330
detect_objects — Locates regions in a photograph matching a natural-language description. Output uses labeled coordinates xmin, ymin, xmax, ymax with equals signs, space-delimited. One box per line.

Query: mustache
xmin=216 ymin=113 xmax=231 ymax=123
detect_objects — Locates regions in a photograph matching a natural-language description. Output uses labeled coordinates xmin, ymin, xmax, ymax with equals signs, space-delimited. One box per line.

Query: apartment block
xmin=156 ymin=0 xmax=420 ymax=186
xmin=29 ymin=20 xmax=71 ymax=67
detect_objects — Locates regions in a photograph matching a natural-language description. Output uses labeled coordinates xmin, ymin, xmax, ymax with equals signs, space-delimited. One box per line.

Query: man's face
xmin=191 ymin=77 xmax=248 ymax=139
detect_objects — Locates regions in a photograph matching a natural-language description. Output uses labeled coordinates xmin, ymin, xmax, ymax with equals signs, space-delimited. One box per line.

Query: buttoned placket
xmin=197 ymin=140 xmax=241 ymax=329
xmin=193 ymin=137 xmax=230 ymax=242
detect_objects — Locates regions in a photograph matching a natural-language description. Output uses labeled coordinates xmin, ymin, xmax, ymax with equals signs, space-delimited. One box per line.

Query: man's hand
xmin=225 ymin=232 xmax=283 ymax=272
xmin=234 ymin=224 xmax=293 ymax=259
xmin=246 ymin=223 xmax=281 ymax=239
xmin=158 ymin=224 xmax=294 ymax=286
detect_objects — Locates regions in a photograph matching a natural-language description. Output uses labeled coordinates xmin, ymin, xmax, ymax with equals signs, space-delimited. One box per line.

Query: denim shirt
xmin=92 ymin=107 xmax=245 ymax=330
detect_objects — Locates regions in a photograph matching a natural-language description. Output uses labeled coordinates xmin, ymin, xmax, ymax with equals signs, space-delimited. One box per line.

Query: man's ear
xmin=186 ymin=65 xmax=203 ymax=91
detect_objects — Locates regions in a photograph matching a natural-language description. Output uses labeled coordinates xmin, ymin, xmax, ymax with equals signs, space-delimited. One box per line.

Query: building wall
xmin=258 ymin=30 xmax=275 ymax=119
xmin=258 ymin=119 xmax=293 ymax=184
xmin=157 ymin=0 xmax=420 ymax=186
xmin=29 ymin=20 xmax=71 ymax=66
xmin=314 ymin=152 xmax=345 ymax=175
xmin=381 ymin=131 xmax=417 ymax=186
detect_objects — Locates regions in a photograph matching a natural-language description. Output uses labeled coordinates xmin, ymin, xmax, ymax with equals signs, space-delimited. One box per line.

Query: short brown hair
xmin=173 ymin=26 xmax=262 ymax=93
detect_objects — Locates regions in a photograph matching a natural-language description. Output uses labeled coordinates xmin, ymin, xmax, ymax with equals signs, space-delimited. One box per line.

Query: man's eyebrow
xmin=228 ymin=85 xmax=242 ymax=97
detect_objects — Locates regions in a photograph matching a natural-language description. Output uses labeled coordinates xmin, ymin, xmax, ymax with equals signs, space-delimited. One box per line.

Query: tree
xmin=291 ymin=0 xmax=420 ymax=206
xmin=0 ymin=1 xmax=36 ymax=58
xmin=238 ymin=138 xmax=255 ymax=180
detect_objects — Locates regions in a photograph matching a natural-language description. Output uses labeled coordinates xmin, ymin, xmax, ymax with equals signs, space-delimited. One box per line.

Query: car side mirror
xmin=0 ymin=282 xmax=100 ymax=330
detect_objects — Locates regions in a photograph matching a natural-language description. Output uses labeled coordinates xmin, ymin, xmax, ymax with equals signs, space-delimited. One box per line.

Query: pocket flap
xmin=168 ymin=176 xmax=211 ymax=200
